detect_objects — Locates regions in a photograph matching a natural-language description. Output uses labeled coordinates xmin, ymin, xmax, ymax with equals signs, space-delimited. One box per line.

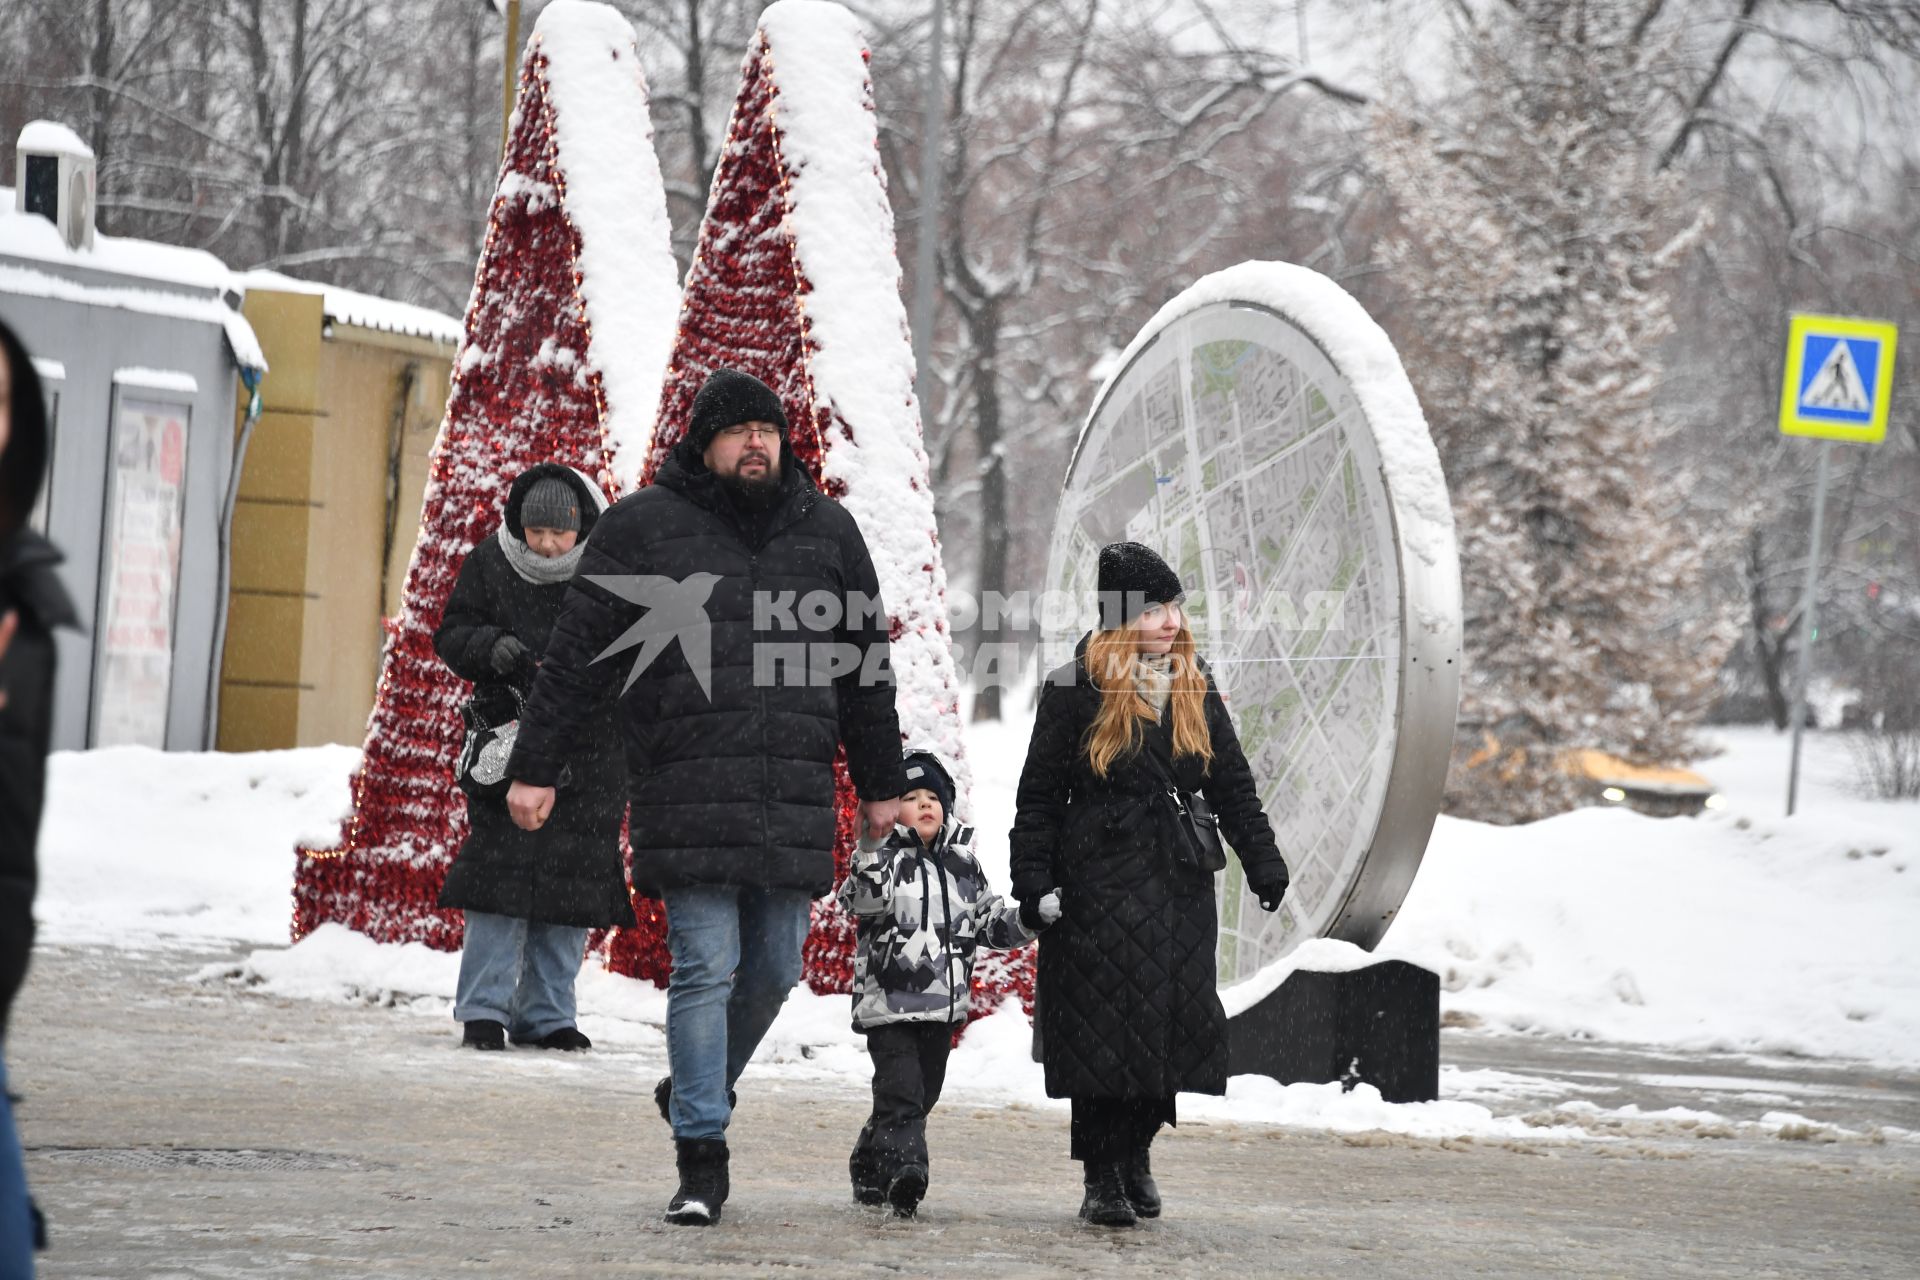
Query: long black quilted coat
xmin=506 ymin=442 xmax=907 ymax=898
xmin=1009 ymin=641 xmax=1288 ymax=1099
xmin=434 ymin=464 xmax=634 ymax=929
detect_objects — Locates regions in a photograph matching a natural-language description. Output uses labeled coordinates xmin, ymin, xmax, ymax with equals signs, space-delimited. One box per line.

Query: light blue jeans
xmin=662 ymin=886 xmax=813 ymax=1140
xmin=0 ymin=1053 xmax=33 ymax=1278
xmin=452 ymin=912 xmax=589 ymax=1041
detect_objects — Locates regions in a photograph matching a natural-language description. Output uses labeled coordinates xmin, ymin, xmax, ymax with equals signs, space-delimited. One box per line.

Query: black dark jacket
xmin=1 ymin=353 xmax=79 ymax=1038
xmin=1009 ymin=638 xmax=1288 ymax=1100
xmin=433 ymin=464 xmax=634 ymax=929
xmin=507 ymin=441 xmax=908 ymax=898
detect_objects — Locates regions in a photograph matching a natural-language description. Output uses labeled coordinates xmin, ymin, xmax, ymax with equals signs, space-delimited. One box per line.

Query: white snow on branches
xmin=536 ymin=0 xmax=680 ymax=492
xmin=759 ymin=1 xmax=969 ymax=796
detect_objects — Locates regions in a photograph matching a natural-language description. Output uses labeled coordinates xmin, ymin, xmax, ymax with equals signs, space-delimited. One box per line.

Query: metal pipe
xmin=1785 ymin=439 xmax=1834 ymax=816
xmin=500 ymin=0 xmax=523 ymax=162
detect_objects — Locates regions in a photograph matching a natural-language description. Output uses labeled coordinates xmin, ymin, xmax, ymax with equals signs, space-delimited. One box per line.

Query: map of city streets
xmin=1046 ymin=303 xmax=1407 ymax=987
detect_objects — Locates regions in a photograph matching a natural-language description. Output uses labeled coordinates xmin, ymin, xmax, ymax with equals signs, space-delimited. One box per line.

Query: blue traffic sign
xmin=1779 ymin=314 xmax=1898 ymax=443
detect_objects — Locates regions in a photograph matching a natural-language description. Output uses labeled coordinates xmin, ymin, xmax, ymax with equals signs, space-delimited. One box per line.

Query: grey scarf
xmin=498 ymin=525 xmax=585 ymax=584
xmin=1136 ymin=652 xmax=1173 ymax=718
xmin=496 ymin=467 xmax=609 ymax=585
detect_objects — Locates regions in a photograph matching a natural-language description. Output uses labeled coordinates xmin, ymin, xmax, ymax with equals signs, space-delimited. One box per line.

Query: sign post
xmin=1778 ymin=313 xmax=1899 ymax=816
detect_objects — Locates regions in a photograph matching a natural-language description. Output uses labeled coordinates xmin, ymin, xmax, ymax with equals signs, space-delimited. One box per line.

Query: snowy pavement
xmin=14 ymin=943 xmax=1920 ymax=1278
xmin=17 ymin=718 xmax=1920 ymax=1269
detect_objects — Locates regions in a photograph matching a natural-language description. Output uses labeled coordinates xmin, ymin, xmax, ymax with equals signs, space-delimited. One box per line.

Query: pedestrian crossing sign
xmin=1779 ymin=313 xmax=1898 ymax=443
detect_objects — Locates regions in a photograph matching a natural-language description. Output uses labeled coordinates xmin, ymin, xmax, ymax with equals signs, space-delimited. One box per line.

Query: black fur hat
xmin=899 ymin=749 xmax=957 ymax=819
xmin=687 ymin=368 xmax=789 ymax=455
xmin=1096 ymin=541 xmax=1184 ymax=630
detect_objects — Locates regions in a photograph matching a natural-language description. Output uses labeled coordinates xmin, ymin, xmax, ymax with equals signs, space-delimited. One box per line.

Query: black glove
xmin=1250 ymin=871 xmax=1289 ymax=913
xmin=489 ymin=633 xmax=529 ymax=675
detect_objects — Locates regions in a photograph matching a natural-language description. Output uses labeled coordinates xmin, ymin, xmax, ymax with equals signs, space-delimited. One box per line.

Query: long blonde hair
xmin=1083 ymin=622 xmax=1213 ymax=779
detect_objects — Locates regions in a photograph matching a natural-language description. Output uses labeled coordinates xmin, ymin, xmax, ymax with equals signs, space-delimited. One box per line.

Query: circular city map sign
xmin=1043 ymin=262 xmax=1461 ymax=988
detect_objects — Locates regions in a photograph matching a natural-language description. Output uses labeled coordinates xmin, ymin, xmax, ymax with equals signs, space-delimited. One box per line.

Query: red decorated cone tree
xmin=292 ymin=0 xmax=678 ymax=947
xmin=613 ymin=0 xmax=1008 ymax=1005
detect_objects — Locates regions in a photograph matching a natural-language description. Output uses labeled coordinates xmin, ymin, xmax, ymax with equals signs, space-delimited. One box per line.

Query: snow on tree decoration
xmin=292 ymin=0 xmax=679 ymax=947
xmin=608 ymin=0 xmax=1001 ymax=1006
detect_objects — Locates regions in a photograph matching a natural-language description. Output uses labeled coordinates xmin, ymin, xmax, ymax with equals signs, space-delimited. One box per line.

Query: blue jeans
xmin=452 ymin=912 xmax=589 ymax=1041
xmin=0 ymin=1054 xmax=33 ymax=1278
xmin=662 ymin=886 xmax=812 ymax=1140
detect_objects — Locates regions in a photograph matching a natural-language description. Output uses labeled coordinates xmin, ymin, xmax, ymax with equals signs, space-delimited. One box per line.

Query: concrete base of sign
xmin=1226 ymin=960 xmax=1441 ymax=1103
xmin=1027 ymin=959 xmax=1441 ymax=1105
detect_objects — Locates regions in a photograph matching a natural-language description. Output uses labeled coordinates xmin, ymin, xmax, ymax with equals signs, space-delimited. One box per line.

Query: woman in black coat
xmin=1010 ymin=541 xmax=1290 ymax=1228
xmin=434 ymin=462 xmax=634 ymax=1051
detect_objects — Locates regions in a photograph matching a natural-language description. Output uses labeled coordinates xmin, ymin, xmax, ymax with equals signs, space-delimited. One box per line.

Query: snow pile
xmin=1088 ymin=260 xmax=1456 ymax=569
xmin=37 ymin=745 xmax=357 ymax=946
xmin=534 ymin=0 xmax=680 ymax=489
xmin=757 ymin=0 xmax=969 ymax=785
xmin=1385 ymin=726 xmax=1920 ymax=1066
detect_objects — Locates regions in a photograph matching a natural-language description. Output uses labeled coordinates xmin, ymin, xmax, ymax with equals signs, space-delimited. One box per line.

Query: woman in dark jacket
xmin=1009 ymin=541 xmax=1291 ymax=1228
xmin=434 ymin=462 xmax=633 ymax=1051
xmin=1 ymin=317 xmax=70 ymax=1266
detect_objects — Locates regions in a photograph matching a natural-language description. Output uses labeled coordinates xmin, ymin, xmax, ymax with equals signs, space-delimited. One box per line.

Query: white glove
xmin=1038 ymin=891 xmax=1062 ymax=925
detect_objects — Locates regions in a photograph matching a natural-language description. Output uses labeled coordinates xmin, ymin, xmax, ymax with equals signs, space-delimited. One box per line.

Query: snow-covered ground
xmin=34 ymin=711 xmax=1919 ymax=1145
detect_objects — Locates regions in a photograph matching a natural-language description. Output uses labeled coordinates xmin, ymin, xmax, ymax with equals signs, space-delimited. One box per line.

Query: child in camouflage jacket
xmin=838 ymin=749 xmax=1057 ymax=1217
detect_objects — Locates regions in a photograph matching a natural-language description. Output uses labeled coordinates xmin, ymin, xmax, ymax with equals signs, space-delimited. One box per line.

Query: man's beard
xmin=717 ymin=456 xmax=781 ymax=508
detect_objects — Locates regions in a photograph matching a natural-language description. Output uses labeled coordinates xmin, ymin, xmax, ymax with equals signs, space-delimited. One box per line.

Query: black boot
xmin=849 ymin=1142 xmax=886 ymax=1206
xmin=1078 ymin=1162 xmax=1137 ymax=1227
xmin=886 ymin=1163 xmax=929 ymax=1219
xmin=654 ymin=1076 xmax=736 ymax=1124
xmin=460 ymin=1019 xmax=506 ymax=1050
xmin=526 ymin=1027 xmax=591 ymax=1051
xmin=663 ymin=1137 xmax=729 ymax=1226
xmin=1123 ymin=1148 xmax=1161 ymax=1219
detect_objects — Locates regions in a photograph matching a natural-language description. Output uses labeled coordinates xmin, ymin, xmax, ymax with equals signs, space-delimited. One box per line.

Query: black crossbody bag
xmin=1139 ymin=737 xmax=1226 ymax=872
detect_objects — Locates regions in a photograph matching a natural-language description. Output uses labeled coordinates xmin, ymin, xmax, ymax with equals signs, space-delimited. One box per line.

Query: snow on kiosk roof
xmin=0 ymin=187 xmax=465 ymax=361
xmin=0 ymin=184 xmax=264 ymax=373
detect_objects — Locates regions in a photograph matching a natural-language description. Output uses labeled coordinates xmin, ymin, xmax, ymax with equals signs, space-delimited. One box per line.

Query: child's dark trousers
xmin=850 ymin=1022 xmax=952 ymax=1189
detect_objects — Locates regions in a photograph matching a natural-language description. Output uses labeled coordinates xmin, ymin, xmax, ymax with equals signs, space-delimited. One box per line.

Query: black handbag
xmin=454 ymin=687 xmax=570 ymax=799
xmin=1141 ymin=739 xmax=1226 ymax=872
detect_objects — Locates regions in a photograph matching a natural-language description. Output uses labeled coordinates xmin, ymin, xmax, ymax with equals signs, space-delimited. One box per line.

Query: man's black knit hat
xmin=687 ymin=368 xmax=789 ymax=455
xmin=899 ymin=749 xmax=957 ymax=820
xmin=1096 ymin=540 xmax=1184 ymax=630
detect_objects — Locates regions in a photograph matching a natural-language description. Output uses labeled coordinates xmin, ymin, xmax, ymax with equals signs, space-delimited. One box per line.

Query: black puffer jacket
xmin=1 ymin=329 xmax=79 ymax=1038
xmin=1009 ymin=638 xmax=1288 ymax=1099
xmin=434 ymin=464 xmax=634 ymax=929
xmin=507 ymin=441 xmax=908 ymax=898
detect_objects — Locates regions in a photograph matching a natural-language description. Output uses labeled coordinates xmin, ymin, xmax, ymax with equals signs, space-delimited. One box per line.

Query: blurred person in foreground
xmin=1 ymin=316 xmax=77 ymax=1273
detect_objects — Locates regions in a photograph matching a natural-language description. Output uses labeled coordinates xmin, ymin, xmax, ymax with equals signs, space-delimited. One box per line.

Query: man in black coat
xmin=504 ymin=369 xmax=906 ymax=1226
xmin=0 ymin=317 xmax=71 ymax=1265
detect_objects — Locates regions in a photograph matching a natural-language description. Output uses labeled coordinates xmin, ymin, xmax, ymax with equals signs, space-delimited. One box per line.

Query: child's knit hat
xmin=899 ymin=749 xmax=957 ymax=819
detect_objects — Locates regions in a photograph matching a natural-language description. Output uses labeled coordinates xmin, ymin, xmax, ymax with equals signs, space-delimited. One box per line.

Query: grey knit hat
xmin=519 ymin=475 xmax=581 ymax=533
